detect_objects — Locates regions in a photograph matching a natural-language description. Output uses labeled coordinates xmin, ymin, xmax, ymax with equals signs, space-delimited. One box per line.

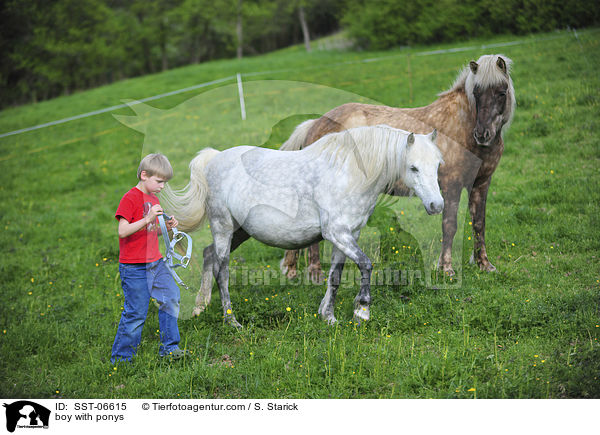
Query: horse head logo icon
xmin=3 ymin=401 xmax=51 ymax=432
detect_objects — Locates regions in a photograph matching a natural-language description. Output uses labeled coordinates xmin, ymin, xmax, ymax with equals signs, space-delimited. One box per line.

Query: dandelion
xmin=226 ymin=309 xmax=232 ymax=314
xmin=250 ymin=352 xmax=254 ymax=356
xmin=550 ymin=170 xmax=554 ymax=174
xmin=56 ymin=390 xmax=59 ymax=394
xmin=286 ymin=307 xmax=291 ymax=312
xmin=31 ymin=278 xmax=35 ymax=283
xmin=2 ymin=330 xmax=6 ymax=334
xmin=265 ymin=297 xmax=269 ymax=301
xmin=467 ymin=388 xmax=476 ymax=392
xmin=244 ymin=298 xmax=248 ymax=302
xmin=28 ymin=291 xmax=32 ymax=295
xmin=389 ymin=227 xmax=394 ymax=232
xmin=113 ymin=367 xmax=117 ymax=371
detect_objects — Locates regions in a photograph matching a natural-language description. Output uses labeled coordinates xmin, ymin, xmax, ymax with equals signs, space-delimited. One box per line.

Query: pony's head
xmin=464 ymin=54 xmax=516 ymax=147
xmin=403 ymin=129 xmax=444 ymax=215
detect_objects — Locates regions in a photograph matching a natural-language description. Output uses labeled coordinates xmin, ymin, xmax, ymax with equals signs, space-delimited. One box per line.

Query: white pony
xmin=161 ymin=125 xmax=444 ymax=327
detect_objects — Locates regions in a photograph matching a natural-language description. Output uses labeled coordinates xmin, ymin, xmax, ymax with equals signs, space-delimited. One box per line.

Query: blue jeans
xmin=111 ymin=260 xmax=181 ymax=363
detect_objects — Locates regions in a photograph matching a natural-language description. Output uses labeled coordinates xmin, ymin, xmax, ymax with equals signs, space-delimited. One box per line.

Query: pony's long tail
xmin=160 ymin=148 xmax=220 ymax=232
xmin=279 ymin=119 xmax=316 ymax=151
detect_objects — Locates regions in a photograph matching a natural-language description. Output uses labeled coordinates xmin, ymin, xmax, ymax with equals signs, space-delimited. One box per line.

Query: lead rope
xmin=157 ymin=213 xmax=193 ymax=291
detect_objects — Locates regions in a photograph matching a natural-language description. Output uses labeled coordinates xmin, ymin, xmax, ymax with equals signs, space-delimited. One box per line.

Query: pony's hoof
xmin=318 ymin=307 xmax=337 ymax=325
xmin=439 ymin=265 xmax=455 ymax=277
xmin=353 ymin=305 xmax=370 ymax=324
xmin=479 ymin=261 xmax=497 ymax=273
xmin=280 ymin=258 xmax=298 ymax=280
xmin=322 ymin=315 xmax=337 ymax=325
xmin=437 ymin=257 xmax=455 ymax=277
xmin=192 ymin=306 xmax=205 ymax=317
xmin=470 ymin=253 xmax=497 ymax=272
xmin=225 ymin=315 xmax=243 ymax=329
xmin=286 ymin=268 xmax=298 ymax=280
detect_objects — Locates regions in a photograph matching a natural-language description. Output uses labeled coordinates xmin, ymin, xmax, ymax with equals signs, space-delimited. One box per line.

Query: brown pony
xmin=280 ymin=54 xmax=515 ymax=280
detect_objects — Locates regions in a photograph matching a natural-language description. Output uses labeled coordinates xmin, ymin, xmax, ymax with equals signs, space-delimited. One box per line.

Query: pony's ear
xmin=407 ymin=133 xmax=415 ymax=146
xmin=429 ymin=129 xmax=437 ymax=143
xmin=496 ymin=57 xmax=507 ymax=75
xmin=469 ymin=61 xmax=478 ymax=74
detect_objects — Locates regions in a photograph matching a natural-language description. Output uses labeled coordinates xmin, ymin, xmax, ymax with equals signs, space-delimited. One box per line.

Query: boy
xmin=111 ymin=153 xmax=189 ymax=363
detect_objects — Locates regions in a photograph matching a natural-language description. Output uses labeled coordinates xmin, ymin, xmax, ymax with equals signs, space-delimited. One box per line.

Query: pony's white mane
xmin=442 ymin=54 xmax=516 ymax=132
xmin=304 ymin=125 xmax=438 ymax=193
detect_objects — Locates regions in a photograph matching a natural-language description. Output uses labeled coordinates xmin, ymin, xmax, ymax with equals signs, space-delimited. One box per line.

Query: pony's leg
xmin=468 ymin=177 xmax=496 ymax=272
xmin=280 ymin=249 xmax=299 ymax=279
xmin=192 ymin=244 xmax=217 ymax=316
xmin=208 ymin=208 xmax=249 ymax=329
xmin=307 ymin=243 xmax=325 ymax=284
xmin=438 ymin=187 xmax=461 ymax=276
xmin=325 ymin=230 xmax=372 ymax=324
xmin=192 ymin=229 xmax=250 ymax=317
xmin=318 ymin=246 xmax=346 ymax=324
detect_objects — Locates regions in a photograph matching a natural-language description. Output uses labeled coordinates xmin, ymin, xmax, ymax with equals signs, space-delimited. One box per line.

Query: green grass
xmin=1 ymin=28 xmax=599 ymax=399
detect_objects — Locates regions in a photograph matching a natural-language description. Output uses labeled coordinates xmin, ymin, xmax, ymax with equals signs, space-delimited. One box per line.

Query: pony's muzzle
xmin=473 ymin=127 xmax=492 ymax=146
xmin=426 ymin=199 xmax=444 ymax=215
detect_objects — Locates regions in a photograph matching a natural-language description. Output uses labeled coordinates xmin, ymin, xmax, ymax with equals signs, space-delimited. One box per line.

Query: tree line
xmin=0 ymin=0 xmax=342 ymax=108
xmin=1 ymin=0 xmax=597 ymax=109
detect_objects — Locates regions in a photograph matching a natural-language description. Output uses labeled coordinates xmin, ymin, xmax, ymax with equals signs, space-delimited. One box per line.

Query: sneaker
xmin=161 ymin=348 xmax=192 ymax=361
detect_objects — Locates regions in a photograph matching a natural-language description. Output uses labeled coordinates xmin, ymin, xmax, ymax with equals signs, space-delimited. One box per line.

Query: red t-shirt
xmin=115 ymin=187 xmax=162 ymax=264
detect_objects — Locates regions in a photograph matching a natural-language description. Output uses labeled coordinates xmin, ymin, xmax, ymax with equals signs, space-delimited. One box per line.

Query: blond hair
xmin=137 ymin=153 xmax=173 ymax=180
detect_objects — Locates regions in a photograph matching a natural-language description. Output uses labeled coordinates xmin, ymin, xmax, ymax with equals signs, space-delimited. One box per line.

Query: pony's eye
xmin=410 ymin=165 xmax=419 ymax=173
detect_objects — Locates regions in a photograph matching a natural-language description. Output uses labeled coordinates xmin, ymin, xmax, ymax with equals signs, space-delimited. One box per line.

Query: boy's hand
xmin=166 ymin=216 xmax=178 ymax=230
xmin=145 ymin=204 xmax=163 ymax=224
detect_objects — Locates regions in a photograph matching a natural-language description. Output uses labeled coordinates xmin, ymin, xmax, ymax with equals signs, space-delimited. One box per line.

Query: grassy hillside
xmin=1 ymin=28 xmax=599 ymax=399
